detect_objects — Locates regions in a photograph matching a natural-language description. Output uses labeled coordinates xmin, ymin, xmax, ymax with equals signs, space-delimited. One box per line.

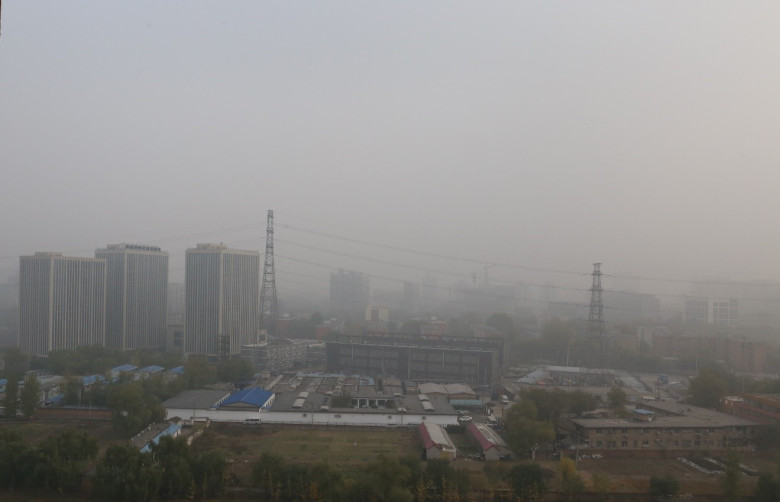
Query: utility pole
xmin=259 ymin=210 xmax=279 ymax=337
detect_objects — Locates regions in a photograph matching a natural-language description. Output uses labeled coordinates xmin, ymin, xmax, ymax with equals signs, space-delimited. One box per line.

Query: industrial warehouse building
xmin=325 ymin=332 xmax=504 ymax=385
xmin=162 ymin=375 xmax=459 ymax=427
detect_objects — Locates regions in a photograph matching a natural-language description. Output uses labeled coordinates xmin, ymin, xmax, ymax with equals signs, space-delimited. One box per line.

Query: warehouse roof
xmin=162 ymin=389 xmax=231 ymax=410
xmin=219 ymin=388 xmax=275 ymax=409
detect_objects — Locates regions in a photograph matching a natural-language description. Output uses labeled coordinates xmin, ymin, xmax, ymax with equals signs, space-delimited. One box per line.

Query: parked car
xmin=458 ymin=415 xmax=473 ymax=423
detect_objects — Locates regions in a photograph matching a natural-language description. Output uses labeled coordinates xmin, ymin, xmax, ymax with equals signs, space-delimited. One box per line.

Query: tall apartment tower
xmin=19 ymin=252 xmax=106 ymax=356
xmin=185 ymin=243 xmax=260 ymax=357
xmin=95 ymin=244 xmax=168 ymax=350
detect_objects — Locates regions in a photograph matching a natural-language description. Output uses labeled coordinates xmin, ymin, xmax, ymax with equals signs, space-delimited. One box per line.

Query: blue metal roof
xmin=219 ymin=387 xmax=274 ymax=408
xmin=139 ymin=365 xmax=164 ymax=373
xmin=140 ymin=423 xmax=183 ymax=453
xmin=112 ymin=364 xmax=137 ymax=373
xmin=166 ymin=366 xmax=185 ymax=374
xmin=81 ymin=374 xmax=104 ymax=386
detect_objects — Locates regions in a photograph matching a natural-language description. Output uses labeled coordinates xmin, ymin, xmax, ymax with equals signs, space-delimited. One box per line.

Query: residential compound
xmin=96 ymin=244 xmax=168 ymax=350
xmin=325 ymin=331 xmax=504 ymax=385
xmin=19 ymin=253 xmax=106 ymax=356
xmin=185 ymin=244 xmax=260 ymax=358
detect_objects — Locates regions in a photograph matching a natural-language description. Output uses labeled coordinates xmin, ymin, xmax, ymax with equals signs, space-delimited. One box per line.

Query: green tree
xmin=108 ymin=383 xmax=165 ymax=436
xmin=64 ymin=377 xmax=82 ymax=405
xmin=151 ymin=436 xmax=193 ymax=500
xmin=755 ymin=471 xmax=780 ymax=502
xmin=20 ymin=373 xmax=41 ymax=418
xmin=688 ymin=366 xmax=728 ymax=408
xmin=558 ymin=457 xmax=584 ymax=499
xmin=308 ymin=461 xmax=346 ymax=502
xmin=36 ymin=428 xmax=98 ymax=493
xmin=590 ymin=472 xmax=610 ymax=502
xmin=310 ymin=311 xmax=324 ymax=326
xmin=607 ymin=387 xmax=627 ymax=409
xmin=183 ymin=356 xmax=215 ymax=389
xmin=503 ymin=400 xmax=555 ymax=456
xmin=3 ymin=347 xmax=29 ymax=376
xmin=94 ymin=444 xmax=161 ymax=502
xmin=0 ymin=428 xmax=34 ymax=491
xmin=508 ymin=463 xmax=546 ymax=501
xmin=721 ymin=450 xmax=742 ymax=502
xmin=252 ymin=452 xmax=286 ymax=497
xmin=216 ymin=357 xmax=254 ymax=382
xmin=3 ymin=373 xmax=18 ymax=417
xmin=648 ymin=474 xmax=680 ymax=498
xmin=191 ymin=449 xmax=226 ymax=499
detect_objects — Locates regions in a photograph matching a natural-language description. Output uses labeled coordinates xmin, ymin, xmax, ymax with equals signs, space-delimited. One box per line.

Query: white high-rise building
xmin=96 ymin=244 xmax=168 ymax=350
xmin=185 ymin=243 xmax=259 ymax=357
xmin=19 ymin=252 xmax=106 ymax=356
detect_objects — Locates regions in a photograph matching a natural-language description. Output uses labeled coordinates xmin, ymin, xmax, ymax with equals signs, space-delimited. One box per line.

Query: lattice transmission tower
xmin=585 ymin=262 xmax=606 ymax=365
xmin=259 ymin=210 xmax=279 ymax=336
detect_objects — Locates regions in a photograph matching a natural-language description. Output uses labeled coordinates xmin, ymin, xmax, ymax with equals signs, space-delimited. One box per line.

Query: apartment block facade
xmin=19 ymin=252 xmax=106 ymax=356
xmin=96 ymin=243 xmax=168 ymax=350
xmin=185 ymin=243 xmax=259 ymax=357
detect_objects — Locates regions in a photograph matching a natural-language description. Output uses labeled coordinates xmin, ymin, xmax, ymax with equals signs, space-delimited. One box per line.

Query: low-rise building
xmin=568 ymin=400 xmax=760 ymax=454
xmin=466 ymin=423 xmax=512 ymax=461
xmin=419 ymin=422 xmax=457 ymax=460
xmin=722 ymin=393 xmax=780 ymax=424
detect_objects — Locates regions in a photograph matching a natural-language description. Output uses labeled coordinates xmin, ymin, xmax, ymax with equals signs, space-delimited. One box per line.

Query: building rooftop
xmin=419 ymin=422 xmax=456 ymax=452
xmin=467 ymin=423 xmax=509 ymax=451
xmin=219 ymin=388 xmax=274 ymax=409
xmin=572 ymin=402 xmax=759 ymax=429
xmin=162 ymin=389 xmax=231 ymax=410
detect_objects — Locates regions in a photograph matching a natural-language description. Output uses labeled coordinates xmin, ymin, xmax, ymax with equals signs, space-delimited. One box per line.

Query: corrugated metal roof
xmin=139 ymin=365 xmax=165 ymax=373
xmin=220 ymin=387 xmax=274 ymax=408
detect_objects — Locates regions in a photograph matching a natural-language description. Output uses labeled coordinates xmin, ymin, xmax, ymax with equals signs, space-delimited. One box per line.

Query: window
xmin=642 ymin=441 xmax=649 ymax=447
xmin=621 ymin=441 xmax=627 ymax=447
xmin=596 ymin=428 xmax=603 ymax=435
xmin=596 ymin=441 xmax=603 ymax=447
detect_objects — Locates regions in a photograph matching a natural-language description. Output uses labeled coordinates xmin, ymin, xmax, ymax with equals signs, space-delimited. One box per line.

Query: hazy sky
xmin=2 ymin=2 xmax=780 ymax=304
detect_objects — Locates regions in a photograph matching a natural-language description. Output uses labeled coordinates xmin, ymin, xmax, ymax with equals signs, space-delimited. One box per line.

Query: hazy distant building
xmin=651 ymin=333 xmax=765 ymax=373
xmin=19 ymin=252 xmax=106 ymax=356
xmin=453 ymin=283 xmax=515 ymax=313
xmin=329 ymin=269 xmax=369 ymax=320
xmin=167 ymin=282 xmax=185 ymax=324
xmin=185 ymin=244 xmax=260 ymax=357
xmin=400 ymin=281 xmax=420 ymax=315
xmin=603 ymin=291 xmax=661 ymax=324
xmin=685 ymin=297 xmax=738 ymax=326
xmin=326 ymin=331 xmax=504 ymax=384
xmin=96 ymin=244 xmax=168 ymax=350
xmin=420 ymin=274 xmax=437 ymax=312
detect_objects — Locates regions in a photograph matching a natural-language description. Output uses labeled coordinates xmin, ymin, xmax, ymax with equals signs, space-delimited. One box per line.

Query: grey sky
xmin=2 ymin=2 xmax=780 ymax=303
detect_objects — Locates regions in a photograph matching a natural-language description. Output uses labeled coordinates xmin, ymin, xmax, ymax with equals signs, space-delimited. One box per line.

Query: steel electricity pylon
xmin=259 ymin=210 xmax=279 ymax=336
xmin=585 ymin=262 xmax=606 ymax=366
